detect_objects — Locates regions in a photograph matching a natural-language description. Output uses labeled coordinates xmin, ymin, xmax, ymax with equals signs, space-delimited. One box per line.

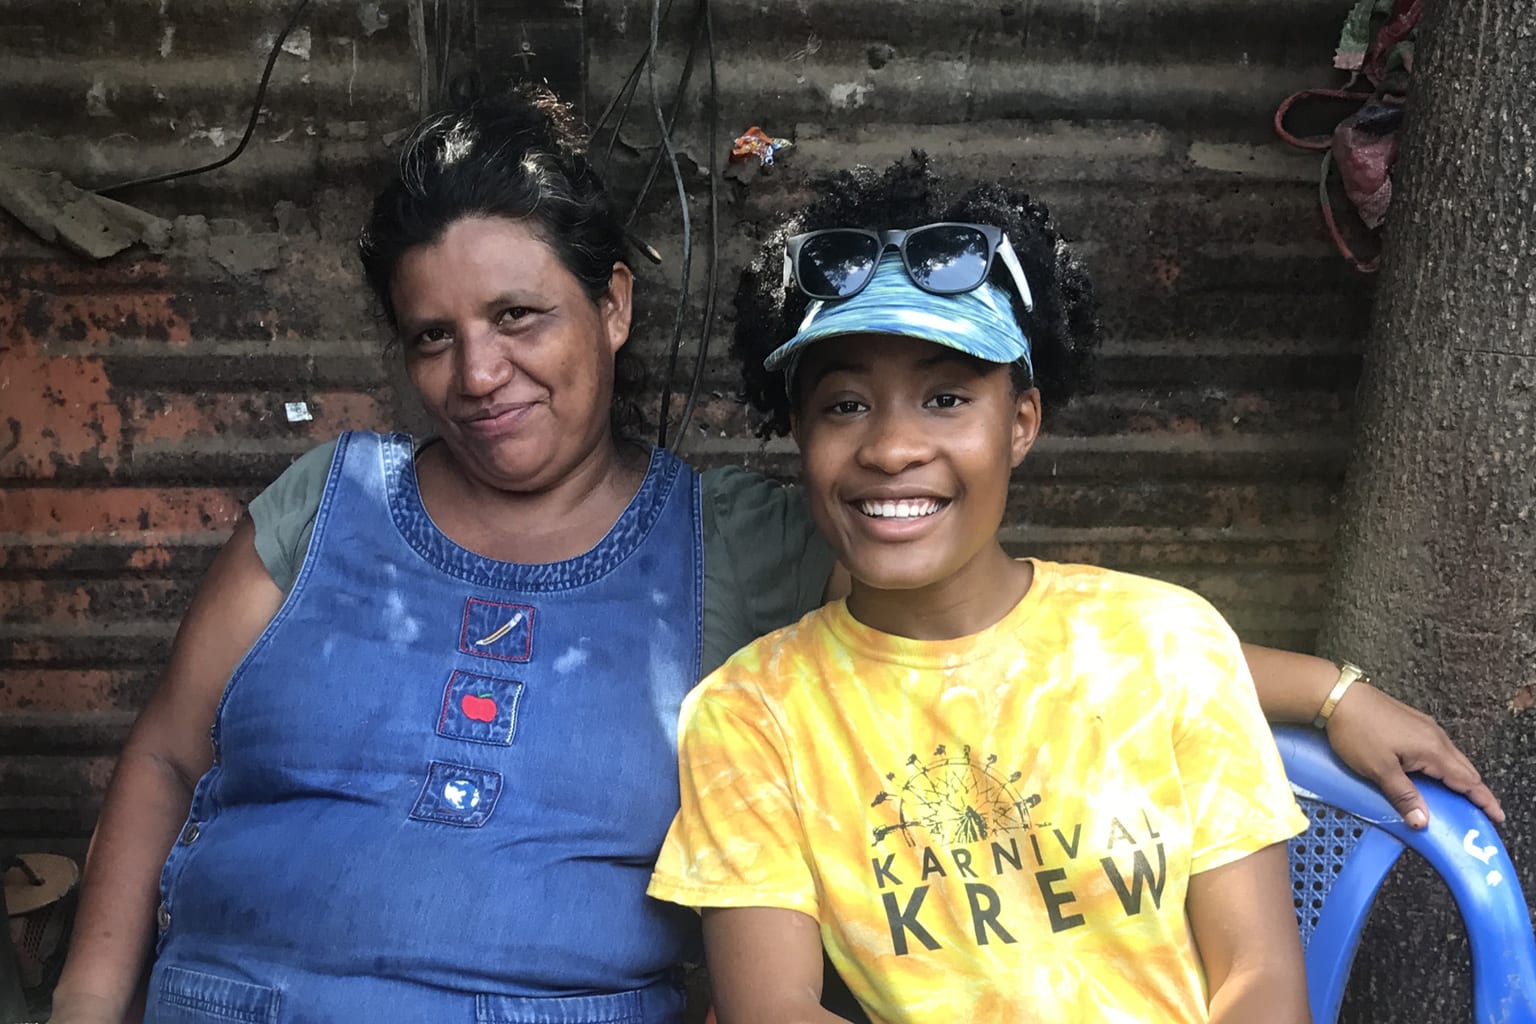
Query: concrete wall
xmin=0 ymin=0 xmax=1369 ymax=852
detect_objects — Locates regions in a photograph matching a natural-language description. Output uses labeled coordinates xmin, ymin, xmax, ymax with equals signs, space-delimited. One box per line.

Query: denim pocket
xmin=153 ymin=965 xmax=281 ymax=1023
xmin=474 ymin=989 xmax=645 ymax=1024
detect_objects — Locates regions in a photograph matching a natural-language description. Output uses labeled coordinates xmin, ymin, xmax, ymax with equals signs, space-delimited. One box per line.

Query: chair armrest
xmin=1273 ymin=725 xmax=1536 ymax=1022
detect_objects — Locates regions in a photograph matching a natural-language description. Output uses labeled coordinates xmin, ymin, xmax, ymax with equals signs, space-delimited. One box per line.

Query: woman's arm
xmin=1187 ymin=844 xmax=1311 ymax=1024
xmin=703 ymin=907 xmax=847 ymax=1024
xmin=825 ymin=566 xmax=1503 ymax=832
xmin=1240 ymin=644 xmax=1503 ymax=827
xmin=49 ymin=519 xmax=285 ymax=1024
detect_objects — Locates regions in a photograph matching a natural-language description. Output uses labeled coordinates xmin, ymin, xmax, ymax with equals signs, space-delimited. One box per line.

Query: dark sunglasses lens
xmin=905 ymin=226 xmax=991 ymax=293
xmin=797 ymin=232 xmax=881 ymax=298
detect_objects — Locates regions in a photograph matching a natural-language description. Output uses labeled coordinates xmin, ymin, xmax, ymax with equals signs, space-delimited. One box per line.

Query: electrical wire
xmin=673 ymin=0 xmax=719 ymax=450
xmin=434 ymin=0 xmax=452 ymax=108
xmin=90 ymin=0 xmax=717 ymax=448
xmin=623 ymin=11 xmax=705 ymax=231
xmin=590 ymin=0 xmax=679 ymax=171
xmin=597 ymin=65 xmax=644 ymax=173
xmin=585 ymin=0 xmax=719 ymax=448
xmin=408 ymin=0 xmax=430 ymax=118
xmin=649 ymin=0 xmax=693 ymax=449
xmin=589 ymin=0 xmax=683 ymax=269
xmin=96 ymin=0 xmax=313 ymax=196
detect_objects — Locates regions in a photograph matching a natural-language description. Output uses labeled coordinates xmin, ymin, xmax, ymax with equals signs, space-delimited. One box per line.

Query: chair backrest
xmin=1273 ymin=725 xmax=1536 ymax=1024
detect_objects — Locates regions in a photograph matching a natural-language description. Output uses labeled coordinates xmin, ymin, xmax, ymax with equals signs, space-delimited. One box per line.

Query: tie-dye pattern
xmin=649 ymin=560 xmax=1308 ymax=1024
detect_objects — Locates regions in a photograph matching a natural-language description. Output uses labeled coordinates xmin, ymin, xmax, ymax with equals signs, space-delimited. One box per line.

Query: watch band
xmin=1314 ymin=661 xmax=1367 ymax=729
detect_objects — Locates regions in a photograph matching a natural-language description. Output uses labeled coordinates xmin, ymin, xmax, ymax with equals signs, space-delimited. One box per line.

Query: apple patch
xmin=410 ymin=761 xmax=504 ymax=828
xmin=459 ymin=598 xmax=535 ymax=662
xmin=437 ymin=670 xmax=523 ymax=746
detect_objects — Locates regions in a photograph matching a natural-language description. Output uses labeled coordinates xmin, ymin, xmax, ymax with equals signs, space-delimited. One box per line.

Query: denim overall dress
xmin=148 ymin=431 xmax=703 ymax=1023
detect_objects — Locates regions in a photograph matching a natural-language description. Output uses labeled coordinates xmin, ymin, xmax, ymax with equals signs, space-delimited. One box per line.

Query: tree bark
xmin=1320 ymin=0 xmax=1536 ymax=1020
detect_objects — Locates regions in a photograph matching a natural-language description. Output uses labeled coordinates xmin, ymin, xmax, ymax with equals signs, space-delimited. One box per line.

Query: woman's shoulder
xmin=699 ymin=465 xmax=817 ymax=557
xmin=692 ymin=603 xmax=841 ymax=709
xmin=697 ymin=465 xmax=836 ymax=673
xmin=1034 ymin=561 xmax=1245 ymax=694
xmin=700 ymin=463 xmax=784 ymax=506
xmin=248 ymin=438 xmax=344 ymax=593
xmin=249 ymin=431 xmax=411 ymax=592
xmin=1039 ymin=560 xmax=1226 ymax=623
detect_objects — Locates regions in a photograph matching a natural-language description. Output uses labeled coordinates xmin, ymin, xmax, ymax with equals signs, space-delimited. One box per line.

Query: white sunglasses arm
xmin=996 ymin=235 xmax=1036 ymax=312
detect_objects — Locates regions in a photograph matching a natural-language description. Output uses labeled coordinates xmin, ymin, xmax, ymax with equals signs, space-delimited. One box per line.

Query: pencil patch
xmin=459 ymin=598 xmax=535 ymax=662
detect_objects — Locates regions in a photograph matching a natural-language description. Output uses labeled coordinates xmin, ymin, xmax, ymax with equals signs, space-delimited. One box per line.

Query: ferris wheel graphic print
xmin=870 ymin=744 xmax=1044 ymax=847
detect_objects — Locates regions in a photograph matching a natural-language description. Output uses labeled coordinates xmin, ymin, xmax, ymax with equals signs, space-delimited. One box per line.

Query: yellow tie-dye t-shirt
xmin=648 ymin=560 xmax=1308 ymax=1024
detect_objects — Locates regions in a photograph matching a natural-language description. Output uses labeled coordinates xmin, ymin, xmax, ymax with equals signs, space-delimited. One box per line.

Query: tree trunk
xmin=1320 ymin=0 xmax=1536 ymax=1020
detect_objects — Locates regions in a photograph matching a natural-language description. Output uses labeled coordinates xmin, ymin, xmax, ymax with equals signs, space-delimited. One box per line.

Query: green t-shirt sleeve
xmin=248 ymin=439 xmax=338 ymax=594
xmin=700 ymin=466 xmax=836 ymax=676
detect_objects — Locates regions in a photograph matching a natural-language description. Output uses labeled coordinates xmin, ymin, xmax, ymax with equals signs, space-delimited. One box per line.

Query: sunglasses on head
xmin=783 ymin=222 xmax=1035 ymax=312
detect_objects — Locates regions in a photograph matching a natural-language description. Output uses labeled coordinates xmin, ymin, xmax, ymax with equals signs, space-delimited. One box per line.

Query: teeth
xmin=860 ymin=499 xmax=943 ymax=519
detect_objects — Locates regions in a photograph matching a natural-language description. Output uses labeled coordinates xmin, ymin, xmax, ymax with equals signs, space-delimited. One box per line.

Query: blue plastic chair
xmin=1274 ymin=725 xmax=1536 ymax=1023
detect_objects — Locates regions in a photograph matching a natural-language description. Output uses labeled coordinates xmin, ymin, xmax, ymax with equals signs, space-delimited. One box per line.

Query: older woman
xmin=49 ymin=88 xmax=1498 ymax=1024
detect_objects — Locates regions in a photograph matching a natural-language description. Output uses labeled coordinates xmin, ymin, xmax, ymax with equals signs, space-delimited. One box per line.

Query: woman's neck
xmin=845 ymin=544 xmax=1034 ymax=641
xmin=416 ymin=436 xmax=649 ymax=565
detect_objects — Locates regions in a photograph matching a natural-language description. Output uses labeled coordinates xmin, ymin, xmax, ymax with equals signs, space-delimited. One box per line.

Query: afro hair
xmin=731 ymin=152 xmax=1098 ymax=438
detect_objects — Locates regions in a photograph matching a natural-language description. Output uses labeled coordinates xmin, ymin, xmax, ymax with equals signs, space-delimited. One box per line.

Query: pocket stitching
xmin=159 ymin=966 xmax=280 ymax=1023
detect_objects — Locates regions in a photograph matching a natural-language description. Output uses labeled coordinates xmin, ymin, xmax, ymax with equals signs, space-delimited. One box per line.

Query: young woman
xmin=651 ymin=161 xmax=1309 ymax=1022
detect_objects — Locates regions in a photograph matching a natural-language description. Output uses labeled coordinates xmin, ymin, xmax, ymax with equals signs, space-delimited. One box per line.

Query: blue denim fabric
xmin=149 ymin=961 xmax=686 ymax=1023
xmin=149 ymin=431 xmax=703 ymax=1022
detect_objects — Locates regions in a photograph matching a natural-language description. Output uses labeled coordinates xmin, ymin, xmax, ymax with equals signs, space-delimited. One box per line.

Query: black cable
xmin=97 ymin=0 xmax=313 ymax=196
xmin=584 ymin=0 xmax=707 ymax=444
xmin=595 ymin=55 xmax=645 ymax=170
xmin=590 ymin=0 xmax=679 ymax=170
xmin=623 ymin=10 xmax=704 ymax=231
xmin=442 ymin=1 xmax=455 ymax=105
xmin=673 ymin=0 xmax=718 ymax=450
xmin=650 ymin=0 xmax=693 ymax=449
xmin=434 ymin=0 xmax=450 ymax=107
xmin=592 ymin=46 xmax=646 ymax=136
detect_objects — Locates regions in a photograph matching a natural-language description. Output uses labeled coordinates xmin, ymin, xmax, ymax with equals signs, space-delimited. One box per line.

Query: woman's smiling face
xmin=791 ymin=333 xmax=1040 ymax=600
xmin=391 ymin=216 xmax=633 ymax=495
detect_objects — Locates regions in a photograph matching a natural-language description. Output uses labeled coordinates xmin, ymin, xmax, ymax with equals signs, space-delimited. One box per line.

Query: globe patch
xmin=409 ymin=761 xmax=504 ymax=828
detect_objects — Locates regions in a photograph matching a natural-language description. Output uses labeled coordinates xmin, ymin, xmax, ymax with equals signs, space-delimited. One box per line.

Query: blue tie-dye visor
xmin=763 ymin=253 xmax=1033 ymax=384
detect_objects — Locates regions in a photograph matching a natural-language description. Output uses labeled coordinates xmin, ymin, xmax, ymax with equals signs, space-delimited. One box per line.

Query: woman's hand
xmin=1241 ymin=643 xmax=1504 ymax=829
xmin=1325 ymin=681 xmax=1504 ymax=828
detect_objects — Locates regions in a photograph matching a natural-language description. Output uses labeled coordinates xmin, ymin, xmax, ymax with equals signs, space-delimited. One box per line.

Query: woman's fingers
xmin=1324 ymin=682 xmax=1505 ymax=828
xmin=1402 ymin=739 xmax=1505 ymax=824
xmin=1365 ymin=759 xmax=1430 ymax=830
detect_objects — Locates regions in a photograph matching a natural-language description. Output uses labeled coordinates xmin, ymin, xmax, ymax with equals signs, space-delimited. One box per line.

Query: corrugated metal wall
xmin=595 ymin=0 xmax=1369 ymax=651
xmin=0 ymin=0 xmax=1370 ymax=854
xmin=0 ymin=0 xmax=419 ymax=854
